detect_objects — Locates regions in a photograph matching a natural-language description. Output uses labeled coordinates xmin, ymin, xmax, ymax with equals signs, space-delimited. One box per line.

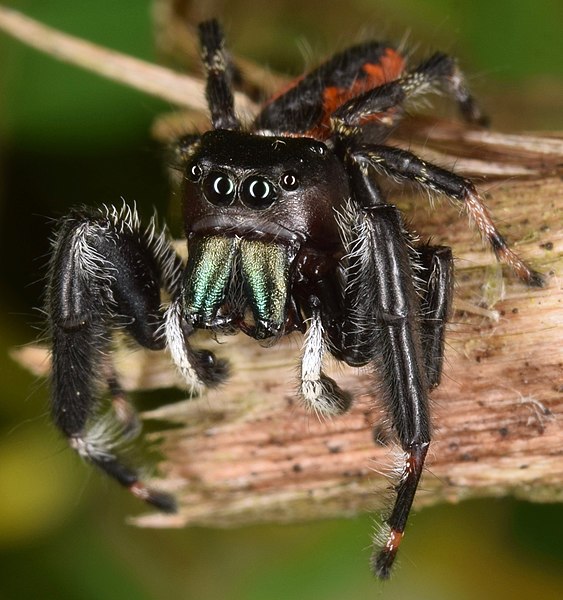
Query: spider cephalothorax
xmin=46 ymin=20 xmax=542 ymax=579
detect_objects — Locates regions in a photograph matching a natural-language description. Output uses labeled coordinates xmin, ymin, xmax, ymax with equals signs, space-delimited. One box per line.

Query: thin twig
xmin=0 ymin=6 xmax=257 ymax=116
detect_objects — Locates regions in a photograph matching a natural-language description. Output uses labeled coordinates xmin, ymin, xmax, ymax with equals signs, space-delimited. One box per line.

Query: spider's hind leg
xmin=410 ymin=51 xmax=489 ymax=126
xmin=330 ymin=50 xmax=488 ymax=137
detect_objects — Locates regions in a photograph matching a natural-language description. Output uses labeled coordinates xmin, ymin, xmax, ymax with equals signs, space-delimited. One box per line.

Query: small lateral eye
xmin=280 ymin=171 xmax=299 ymax=191
xmin=202 ymin=171 xmax=236 ymax=206
xmin=186 ymin=162 xmax=202 ymax=182
xmin=310 ymin=143 xmax=326 ymax=155
xmin=241 ymin=176 xmax=277 ymax=209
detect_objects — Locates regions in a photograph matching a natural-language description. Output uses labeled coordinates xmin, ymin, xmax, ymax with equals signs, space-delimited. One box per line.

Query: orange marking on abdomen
xmin=362 ymin=48 xmax=406 ymax=87
xmin=309 ymin=48 xmax=406 ymax=138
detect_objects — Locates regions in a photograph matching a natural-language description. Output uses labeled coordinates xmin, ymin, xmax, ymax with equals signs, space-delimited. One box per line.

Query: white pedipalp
xmin=164 ymin=299 xmax=205 ymax=393
xmin=299 ymin=308 xmax=350 ymax=417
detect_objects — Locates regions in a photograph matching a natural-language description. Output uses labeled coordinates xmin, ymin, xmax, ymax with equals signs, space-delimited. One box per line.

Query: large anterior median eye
xmin=202 ymin=171 xmax=236 ymax=206
xmin=240 ymin=176 xmax=277 ymax=209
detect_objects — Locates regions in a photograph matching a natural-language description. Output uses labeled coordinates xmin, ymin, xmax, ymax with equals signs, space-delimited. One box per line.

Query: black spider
xmin=46 ymin=20 xmax=543 ymax=579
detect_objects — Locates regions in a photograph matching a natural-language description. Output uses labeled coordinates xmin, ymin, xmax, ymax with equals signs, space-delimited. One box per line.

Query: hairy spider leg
xmin=351 ymin=203 xmax=430 ymax=578
xmin=342 ymin=142 xmax=452 ymax=387
xmin=416 ymin=245 xmax=454 ymax=388
xmin=352 ymin=146 xmax=544 ymax=286
xmin=372 ymin=246 xmax=453 ymax=579
xmin=329 ymin=51 xmax=488 ymax=137
xmin=411 ymin=52 xmax=489 ymax=125
xmin=47 ymin=206 xmax=223 ymax=511
xmin=333 ymin=166 xmax=454 ymax=386
xmin=333 ymin=155 xmax=431 ymax=577
xmin=198 ymin=19 xmax=240 ymax=131
xmin=47 ymin=207 xmax=178 ymax=510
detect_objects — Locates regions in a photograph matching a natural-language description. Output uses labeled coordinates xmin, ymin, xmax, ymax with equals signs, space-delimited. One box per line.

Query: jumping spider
xmin=46 ymin=20 xmax=543 ymax=578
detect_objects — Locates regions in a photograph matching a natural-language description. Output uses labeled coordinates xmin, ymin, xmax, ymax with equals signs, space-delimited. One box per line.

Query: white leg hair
xmin=164 ymin=299 xmax=205 ymax=392
xmin=300 ymin=308 xmax=351 ymax=416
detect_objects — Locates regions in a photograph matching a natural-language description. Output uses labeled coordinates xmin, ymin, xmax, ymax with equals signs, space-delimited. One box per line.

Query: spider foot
xmin=70 ymin=433 xmax=176 ymax=513
xmin=371 ymin=527 xmax=403 ymax=580
xmin=370 ymin=442 xmax=429 ymax=579
xmin=192 ymin=349 xmax=231 ymax=388
xmin=129 ymin=481 xmax=177 ymax=513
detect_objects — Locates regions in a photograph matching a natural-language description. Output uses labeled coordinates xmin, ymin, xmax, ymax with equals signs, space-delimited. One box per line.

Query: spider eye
xmin=187 ymin=162 xmax=203 ymax=182
xmin=203 ymin=171 xmax=236 ymax=206
xmin=280 ymin=171 xmax=299 ymax=191
xmin=309 ymin=143 xmax=326 ymax=155
xmin=241 ymin=176 xmax=277 ymax=209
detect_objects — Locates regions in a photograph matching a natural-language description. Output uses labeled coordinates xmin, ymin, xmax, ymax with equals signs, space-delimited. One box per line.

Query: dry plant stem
xmin=397 ymin=116 xmax=563 ymax=176
xmin=0 ymin=6 xmax=257 ymax=116
xmin=15 ymin=175 xmax=563 ymax=528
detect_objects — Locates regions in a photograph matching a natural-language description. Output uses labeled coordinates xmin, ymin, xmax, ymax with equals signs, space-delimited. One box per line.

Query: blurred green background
xmin=0 ymin=1 xmax=562 ymax=599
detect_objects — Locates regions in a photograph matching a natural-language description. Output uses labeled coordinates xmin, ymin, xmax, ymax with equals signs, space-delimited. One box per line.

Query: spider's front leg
xmin=47 ymin=205 xmax=225 ymax=510
xmin=337 ymin=158 xmax=436 ymax=578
